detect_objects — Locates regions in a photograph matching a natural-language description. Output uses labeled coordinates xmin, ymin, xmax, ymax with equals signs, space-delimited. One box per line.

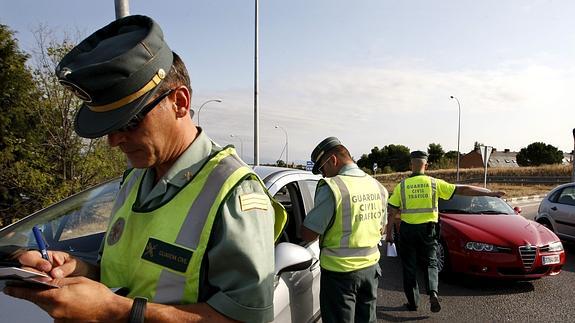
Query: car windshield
xmin=439 ymin=194 xmax=515 ymax=215
xmin=0 ymin=179 xmax=120 ymax=254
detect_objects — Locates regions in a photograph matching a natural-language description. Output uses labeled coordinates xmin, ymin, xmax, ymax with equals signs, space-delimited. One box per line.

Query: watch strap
xmin=128 ymin=296 xmax=148 ymax=323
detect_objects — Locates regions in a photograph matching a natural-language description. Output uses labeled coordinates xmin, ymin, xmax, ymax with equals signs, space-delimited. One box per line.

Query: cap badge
xmin=59 ymin=79 xmax=93 ymax=103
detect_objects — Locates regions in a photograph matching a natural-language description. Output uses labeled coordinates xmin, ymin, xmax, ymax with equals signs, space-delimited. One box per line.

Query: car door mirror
xmin=274 ymin=242 xmax=313 ymax=275
xmin=514 ymin=206 xmax=522 ymax=215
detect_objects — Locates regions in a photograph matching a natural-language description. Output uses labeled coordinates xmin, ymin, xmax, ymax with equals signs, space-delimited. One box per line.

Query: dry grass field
xmin=375 ymin=164 xmax=572 ymax=198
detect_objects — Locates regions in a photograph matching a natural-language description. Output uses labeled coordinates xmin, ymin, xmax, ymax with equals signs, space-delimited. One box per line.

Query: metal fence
xmin=459 ymin=176 xmax=572 ymax=185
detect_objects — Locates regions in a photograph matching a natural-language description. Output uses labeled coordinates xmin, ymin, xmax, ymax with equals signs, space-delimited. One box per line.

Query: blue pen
xmin=32 ymin=226 xmax=50 ymax=263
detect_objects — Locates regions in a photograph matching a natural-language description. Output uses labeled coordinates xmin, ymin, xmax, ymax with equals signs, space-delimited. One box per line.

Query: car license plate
xmin=542 ymin=255 xmax=560 ymax=265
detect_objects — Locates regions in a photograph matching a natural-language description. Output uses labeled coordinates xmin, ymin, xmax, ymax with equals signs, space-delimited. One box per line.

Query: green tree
xmin=358 ymin=144 xmax=410 ymax=172
xmin=0 ymin=24 xmax=47 ymax=224
xmin=444 ymin=150 xmax=459 ymax=160
xmin=28 ymin=27 xmax=125 ymax=201
xmin=382 ymin=144 xmax=411 ymax=172
xmin=0 ymin=26 xmax=125 ymax=226
xmin=516 ymin=142 xmax=563 ymax=166
xmin=427 ymin=143 xmax=445 ymax=164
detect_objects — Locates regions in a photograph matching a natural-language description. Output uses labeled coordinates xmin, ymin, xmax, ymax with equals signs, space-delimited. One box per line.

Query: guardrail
xmin=458 ymin=176 xmax=572 ymax=184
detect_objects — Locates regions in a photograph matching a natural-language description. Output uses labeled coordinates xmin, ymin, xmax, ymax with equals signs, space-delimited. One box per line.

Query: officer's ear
xmin=173 ymin=86 xmax=191 ymax=119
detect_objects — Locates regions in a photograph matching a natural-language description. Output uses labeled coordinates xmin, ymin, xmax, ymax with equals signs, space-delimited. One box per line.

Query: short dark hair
xmin=331 ymin=145 xmax=352 ymax=162
xmin=157 ymin=52 xmax=191 ymax=96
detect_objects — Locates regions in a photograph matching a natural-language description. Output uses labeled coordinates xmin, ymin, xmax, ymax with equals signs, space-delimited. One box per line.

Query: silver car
xmin=0 ymin=166 xmax=321 ymax=323
xmin=536 ymin=182 xmax=575 ymax=242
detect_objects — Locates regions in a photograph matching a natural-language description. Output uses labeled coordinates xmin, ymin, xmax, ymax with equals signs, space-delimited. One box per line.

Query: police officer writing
xmin=301 ymin=137 xmax=388 ymax=323
xmin=386 ymin=150 xmax=505 ymax=313
xmin=3 ymin=15 xmax=286 ymax=323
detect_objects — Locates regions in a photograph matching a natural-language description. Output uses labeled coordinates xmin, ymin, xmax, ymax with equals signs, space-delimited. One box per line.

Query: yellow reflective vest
xmin=390 ymin=174 xmax=456 ymax=224
xmin=319 ymin=174 xmax=387 ymax=272
xmin=100 ymin=147 xmax=286 ymax=303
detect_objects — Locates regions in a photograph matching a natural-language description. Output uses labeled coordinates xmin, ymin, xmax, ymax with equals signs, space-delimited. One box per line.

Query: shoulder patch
xmin=239 ymin=193 xmax=269 ymax=212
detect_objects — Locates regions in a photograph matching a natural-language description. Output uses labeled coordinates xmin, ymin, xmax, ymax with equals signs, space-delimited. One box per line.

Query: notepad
xmin=0 ymin=267 xmax=59 ymax=288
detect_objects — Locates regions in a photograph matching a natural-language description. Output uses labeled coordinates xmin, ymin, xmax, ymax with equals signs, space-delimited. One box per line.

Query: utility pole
xmin=114 ymin=0 xmax=130 ymax=19
xmin=253 ymin=0 xmax=259 ymax=165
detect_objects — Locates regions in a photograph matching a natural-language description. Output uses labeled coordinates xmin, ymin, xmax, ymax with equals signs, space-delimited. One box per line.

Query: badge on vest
xmin=239 ymin=193 xmax=269 ymax=212
xmin=107 ymin=217 xmax=125 ymax=246
xmin=141 ymin=238 xmax=193 ymax=273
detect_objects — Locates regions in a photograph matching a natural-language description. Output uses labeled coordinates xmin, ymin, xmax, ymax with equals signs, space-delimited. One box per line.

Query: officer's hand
xmin=18 ymin=250 xmax=81 ymax=279
xmin=385 ymin=229 xmax=394 ymax=243
xmin=3 ymin=276 xmax=130 ymax=322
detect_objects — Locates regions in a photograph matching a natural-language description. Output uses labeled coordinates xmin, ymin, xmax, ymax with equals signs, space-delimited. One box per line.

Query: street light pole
xmin=196 ymin=99 xmax=222 ymax=127
xmin=114 ymin=0 xmax=130 ymax=19
xmin=253 ymin=0 xmax=260 ymax=166
xmin=275 ymin=125 xmax=288 ymax=167
xmin=230 ymin=134 xmax=244 ymax=160
xmin=450 ymin=96 xmax=461 ymax=182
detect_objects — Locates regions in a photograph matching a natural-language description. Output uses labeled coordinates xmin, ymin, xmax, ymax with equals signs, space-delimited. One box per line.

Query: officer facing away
xmin=386 ymin=150 xmax=505 ymax=313
xmin=301 ymin=137 xmax=388 ymax=323
xmin=4 ymin=15 xmax=286 ymax=322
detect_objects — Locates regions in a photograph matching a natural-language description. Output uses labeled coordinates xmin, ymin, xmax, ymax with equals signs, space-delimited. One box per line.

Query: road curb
xmin=505 ymin=195 xmax=545 ymax=203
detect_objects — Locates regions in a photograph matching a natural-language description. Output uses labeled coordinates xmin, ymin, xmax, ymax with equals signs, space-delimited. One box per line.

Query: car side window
xmin=299 ymin=180 xmax=319 ymax=213
xmin=274 ymin=182 xmax=306 ymax=245
xmin=548 ymin=189 xmax=562 ymax=203
xmin=556 ymin=186 xmax=575 ymax=206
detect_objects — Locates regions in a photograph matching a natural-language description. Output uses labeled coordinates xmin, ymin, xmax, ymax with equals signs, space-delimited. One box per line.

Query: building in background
xmin=460 ymin=149 xmax=519 ymax=168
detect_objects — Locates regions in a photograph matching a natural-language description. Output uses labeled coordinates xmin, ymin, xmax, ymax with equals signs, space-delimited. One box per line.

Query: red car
xmin=436 ymin=195 xmax=565 ymax=279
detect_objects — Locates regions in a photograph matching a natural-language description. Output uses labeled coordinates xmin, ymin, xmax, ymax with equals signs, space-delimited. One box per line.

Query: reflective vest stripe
xmin=400 ymin=177 xmax=437 ymax=213
xmin=154 ymin=154 xmax=244 ymax=303
xmin=110 ymin=169 xmax=144 ymax=217
xmin=175 ymin=154 xmax=244 ymax=249
xmin=154 ymin=271 xmax=186 ymax=304
xmin=322 ymin=245 xmax=380 ymax=258
xmin=333 ymin=176 xmax=352 ymax=248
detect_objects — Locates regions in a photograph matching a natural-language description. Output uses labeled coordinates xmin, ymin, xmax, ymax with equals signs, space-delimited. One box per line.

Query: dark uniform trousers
xmin=320 ymin=263 xmax=381 ymax=323
xmin=398 ymin=221 xmax=439 ymax=308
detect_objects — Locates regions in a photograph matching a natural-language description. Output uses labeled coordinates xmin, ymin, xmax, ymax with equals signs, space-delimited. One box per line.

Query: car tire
xmin=436 ymin=241 xmax=450 ymax=274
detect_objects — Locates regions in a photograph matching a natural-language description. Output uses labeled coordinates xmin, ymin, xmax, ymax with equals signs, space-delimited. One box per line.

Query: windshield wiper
xmin=439 ymin=209 xmax=474 ymax=214
xmin=475 ymin=210 xmax=508 ymax=215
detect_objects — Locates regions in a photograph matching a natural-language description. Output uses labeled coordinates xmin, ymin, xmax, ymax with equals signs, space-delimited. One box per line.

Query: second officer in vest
xmin=387 ymin=150 xmax=505 ymax=313
xmin=302 ymin=137 xmax=388 ymax=323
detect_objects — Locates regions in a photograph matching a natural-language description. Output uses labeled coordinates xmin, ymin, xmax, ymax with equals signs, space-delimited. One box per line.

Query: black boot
xmin=430 ymin=292 xmax=441 ymax=313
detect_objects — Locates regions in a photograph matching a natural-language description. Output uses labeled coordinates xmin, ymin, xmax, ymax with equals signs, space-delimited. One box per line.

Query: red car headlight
xmin=547 ymin=241 xmax=564 ymax=252
xmin=465 ymin=241 xmax=499 ymax=252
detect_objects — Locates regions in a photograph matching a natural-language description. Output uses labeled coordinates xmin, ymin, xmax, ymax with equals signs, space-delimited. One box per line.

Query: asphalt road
xmin=376 ymin=199 xmax=574 ymax=322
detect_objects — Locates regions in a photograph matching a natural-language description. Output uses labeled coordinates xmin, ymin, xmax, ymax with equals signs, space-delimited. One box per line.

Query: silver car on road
xmin=536 ymin=182 xmax=575 ymax=242
xmin=0 ymin=166 xmax=322 ymax=323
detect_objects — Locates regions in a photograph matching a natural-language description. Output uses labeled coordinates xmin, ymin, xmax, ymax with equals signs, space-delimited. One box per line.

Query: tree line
xmin=0 ymin=24 xmax=125 ymax=226
xmin=356 ymin=141 xmax=566 ymax=174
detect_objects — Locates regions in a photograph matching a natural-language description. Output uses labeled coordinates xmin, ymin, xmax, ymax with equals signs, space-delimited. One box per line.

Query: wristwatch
xmin=128 ymin=296 xmax=148 ymax=323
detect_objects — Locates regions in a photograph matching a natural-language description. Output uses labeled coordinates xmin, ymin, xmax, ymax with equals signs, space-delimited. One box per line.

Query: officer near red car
xmin=387 ymin=150 xmax=505 ymax=313
xmin=302 ymin=137 xmax=388 ymax=323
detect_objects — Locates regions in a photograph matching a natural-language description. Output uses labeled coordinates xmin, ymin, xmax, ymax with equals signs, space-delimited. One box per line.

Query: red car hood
xmin=440 ymin=213 xmax=560 ymax=246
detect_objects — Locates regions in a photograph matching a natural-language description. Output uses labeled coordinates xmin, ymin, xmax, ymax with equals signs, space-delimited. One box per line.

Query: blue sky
xmin=2 ymin=0 xmax=574 ymax=165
